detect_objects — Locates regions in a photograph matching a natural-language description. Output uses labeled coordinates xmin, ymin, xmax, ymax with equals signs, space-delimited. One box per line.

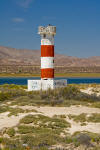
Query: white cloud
xmin=12 ymin=18 xmax=24 ymax=23
xmin=17 ymin=0 xmax=35 ymax=8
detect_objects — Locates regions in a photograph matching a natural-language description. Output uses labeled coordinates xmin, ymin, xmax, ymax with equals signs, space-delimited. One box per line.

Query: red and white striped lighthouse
xmin=28 ymin=25 xmax=67 ymax=91
xmin=38 ymin=25 xmax=56 ymax=80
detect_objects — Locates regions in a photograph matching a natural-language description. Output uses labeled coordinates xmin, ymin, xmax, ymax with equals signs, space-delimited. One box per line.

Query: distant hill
xmin=0 ymin=46 xmax=100 ymax=67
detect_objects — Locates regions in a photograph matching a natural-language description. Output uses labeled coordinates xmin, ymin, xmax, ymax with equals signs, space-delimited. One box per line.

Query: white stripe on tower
xmin=41 ymin=34 xmax=54 ymax=79
xmin=41 ymin=57 xmax=54 ymax=69
xmin=41 ymin=35 xmax=54 ymax=45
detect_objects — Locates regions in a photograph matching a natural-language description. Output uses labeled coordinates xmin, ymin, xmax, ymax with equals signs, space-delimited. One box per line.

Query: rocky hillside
xmin=0 ymin=46 xmax=100 ymax=67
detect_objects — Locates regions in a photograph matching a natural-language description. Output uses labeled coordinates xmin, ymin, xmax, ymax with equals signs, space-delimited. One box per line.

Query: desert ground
xmin=0 ymin=84 xmax=100 ymax=150
xmin=1 ymin=105 xmax=100 ymax=134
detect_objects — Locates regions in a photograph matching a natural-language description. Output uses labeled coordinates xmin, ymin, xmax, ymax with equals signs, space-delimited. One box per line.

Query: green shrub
xmin=20 ymin=133 xmax=65 ymax=149
xmin=8 ymin=107 xmax=25 ymax=116
xmin=0 ymin=88 xmax=27 ymax=103
xmin=0 ymin=84 xmax=100 ymax=108
xmin=91 ymin=102 xmax=100 ymax=108
xmin=0 ymin=137 xmax=4 ymax=143
xmin=88 ymin=113 xmax=100 ymax=123
xmin=0 ymin=84 xmax=27 ymax=90
xmin=0 ymin=92 xmax=11 ymax=102
xmin=20 ymin=114 xmax=71 ymax=130
xmin=18 ymin=125 xmax=35 ymax=134
xmin=6 ymin=128 xmax=15 ymax=137
xmin=59 ymin=86 xmax=80 ymax=99
xmin=20 ymin=114 xmax=35 ymax=124
xmin=65 ymin=136 xmax=73 ymax=144
xmin=68 ymin=113 xmax=87 ymax=123
xmin=0 ymin=106 xmax=9 ymax=113
xmin=68 ymin=113 xmax=100 ymax=123
xmin=0 ymin=106 xmax=25 ymax=116
xmin=53 ymin=115 xmax=66 ymax=119
xmin=2 ymin=138 xmax=25 ymax=150
xmin=18 ymin=114 xmax=71 ymax=139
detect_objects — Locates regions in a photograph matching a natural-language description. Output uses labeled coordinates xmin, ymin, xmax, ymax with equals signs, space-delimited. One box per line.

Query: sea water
xmin=0 ymin=77 xmax=100 ymax=85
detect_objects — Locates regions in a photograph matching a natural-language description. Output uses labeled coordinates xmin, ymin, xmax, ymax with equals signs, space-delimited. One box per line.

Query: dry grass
xmin=0 ymin=84 xmax=100 ymax=149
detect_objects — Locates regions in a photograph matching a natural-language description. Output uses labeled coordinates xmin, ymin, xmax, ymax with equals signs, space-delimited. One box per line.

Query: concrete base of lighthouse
xmin=28 ymin=80 xmax=67 ymax=91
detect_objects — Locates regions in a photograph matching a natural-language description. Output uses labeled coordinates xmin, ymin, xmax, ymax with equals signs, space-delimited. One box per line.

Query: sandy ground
xmin=0 ymin=112 xmax=40 ymax=131
xmin=0 ymin=105 xmax=100 ymax=134
xmin=67 ymin=118 xmax=100 ymax=134
xmin=81 ymin=87 xmax=100 ymax=96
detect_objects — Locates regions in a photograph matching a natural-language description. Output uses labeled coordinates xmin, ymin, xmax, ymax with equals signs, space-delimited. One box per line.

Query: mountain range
xmin=0 ymin=46 xmax=100 ymax=67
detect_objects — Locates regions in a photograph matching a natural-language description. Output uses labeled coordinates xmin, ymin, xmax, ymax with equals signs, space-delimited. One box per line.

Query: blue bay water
xmin=0 ymin=77 xmax=100 ymax=85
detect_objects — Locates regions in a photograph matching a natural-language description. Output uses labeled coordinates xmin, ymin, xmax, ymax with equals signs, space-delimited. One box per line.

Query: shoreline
xmin=0 ymin=73 xmax=100 ymax=78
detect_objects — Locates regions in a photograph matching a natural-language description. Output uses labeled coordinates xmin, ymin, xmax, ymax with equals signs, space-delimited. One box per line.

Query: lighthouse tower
xmin=28 ymin=25 xmax=67 ymax=91
xmin=38 ymin=25 xmax=56 ymax=80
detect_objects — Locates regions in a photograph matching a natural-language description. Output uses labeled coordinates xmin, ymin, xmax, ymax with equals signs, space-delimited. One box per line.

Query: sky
xmin=0 ymin=0 xmax=100 ymax=58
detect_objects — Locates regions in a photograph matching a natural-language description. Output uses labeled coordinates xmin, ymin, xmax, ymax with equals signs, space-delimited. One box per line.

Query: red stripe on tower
xmin=38 ymin=25 xmax=56 ymax=80
xmin=41 ymin=45 xmax=54 ymax=57
xmin=41 ymin=68 xmax=54 ymax=78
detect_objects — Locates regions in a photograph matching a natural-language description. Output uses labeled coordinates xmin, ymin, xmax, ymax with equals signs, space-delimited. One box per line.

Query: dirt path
xmin=18 ymin=105 xmax=100 ymax=117
xmin=67 ymin=118 xmax=100 ymax=134
xmin=0 ymin=106 xmax=100 ymax=134
xmin=0 ymin=112 xmax=40 ymax=131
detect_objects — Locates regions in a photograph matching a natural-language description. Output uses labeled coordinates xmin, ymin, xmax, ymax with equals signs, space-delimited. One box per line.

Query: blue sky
xmin=0 ymin=0 xmax=100 ymax=57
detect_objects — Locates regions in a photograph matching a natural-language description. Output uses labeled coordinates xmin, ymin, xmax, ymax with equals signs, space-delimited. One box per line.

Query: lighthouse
xmin=28 ymin=25 xmax=67 ymax=91
xmin=38 ymin=25 xmax=56 ymax=80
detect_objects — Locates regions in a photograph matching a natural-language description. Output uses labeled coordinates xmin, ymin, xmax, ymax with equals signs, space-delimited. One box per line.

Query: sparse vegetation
xmin=91 ymin=101 xmax=100 ymax=108
xmin=0 ymin=84 xmax=100 ymax=149
xmin=6 ymin=128 xmax=15 ymax=137
xmin=0 ymin=84 xmax=100 ymax=108
xmin=88 ymin=113 xmax=100 ymax=123
xmin=68 ymin=113 xmax=100 ymax=123
xmin=19 ymin=114 xmax=71 ymax=134
xmin=1 ymin=130 xmax=100 ymax=149
xmin=0 ymin=106 xmax=25 ymax=116
xmin=68 ymin=113 xmax=87 ymax=123
xmin=0 ymin=114 xmax=71 ymax=149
